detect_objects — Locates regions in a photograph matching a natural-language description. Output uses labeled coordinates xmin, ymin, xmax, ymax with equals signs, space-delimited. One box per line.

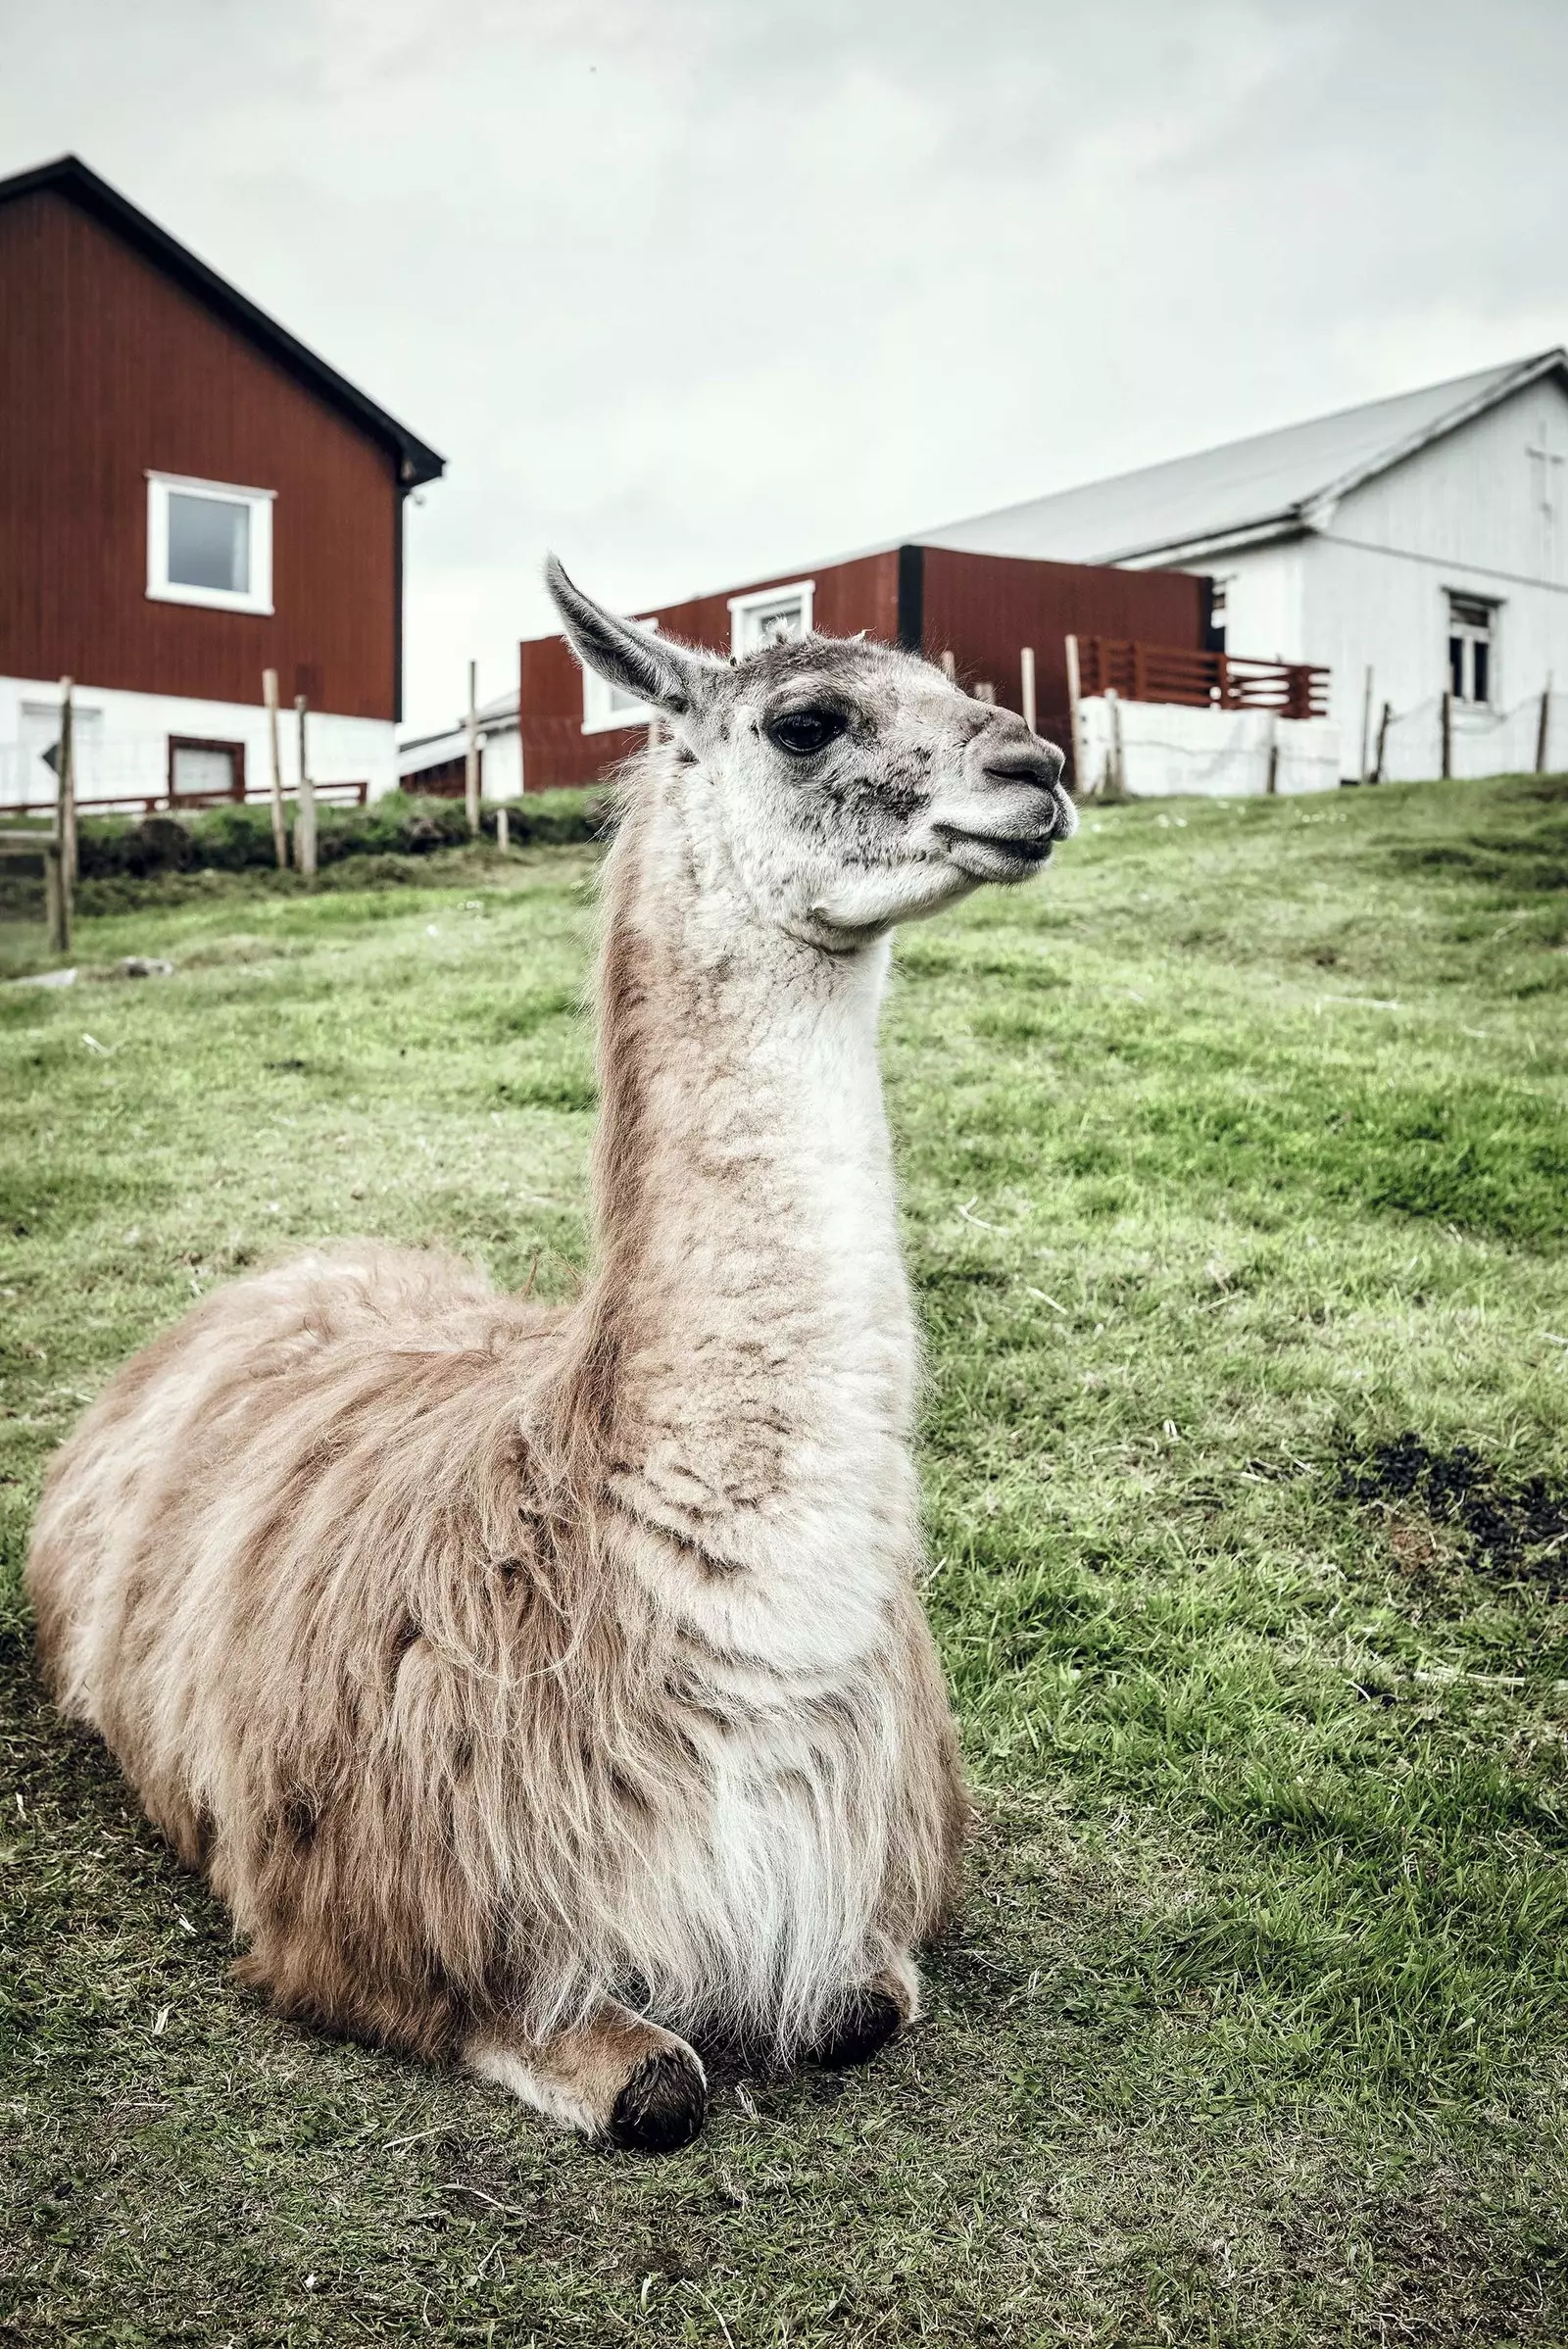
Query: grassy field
xmin=3 ymin=774 xmax=1567 ymax=2347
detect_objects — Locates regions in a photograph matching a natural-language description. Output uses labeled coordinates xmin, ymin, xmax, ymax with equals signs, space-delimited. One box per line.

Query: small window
xmin=147 ymin=472 xmax=274 ymax=614
xmin=168 ymin=737 xmax=246 ymax=804
xmin=1446 ymin=593 xmax=1495 ymax=707
xmin=581 ymin=618 xmax=661 ymax=734
xmin=728 ymin=579 xmax=815 ymax=658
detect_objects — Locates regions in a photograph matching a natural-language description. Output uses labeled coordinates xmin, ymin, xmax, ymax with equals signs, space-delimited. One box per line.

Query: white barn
xmin=923 ymin=351 xmax=1568 ymax=782
xmin=397 ymin=687 xmax=521 ymax=802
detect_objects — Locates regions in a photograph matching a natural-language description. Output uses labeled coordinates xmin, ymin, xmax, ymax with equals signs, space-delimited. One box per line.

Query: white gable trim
xmin=1106 ymin=357 xmax=1568 ymax=569
xmin=1303 ymin=351 xmax=1568 ymax=517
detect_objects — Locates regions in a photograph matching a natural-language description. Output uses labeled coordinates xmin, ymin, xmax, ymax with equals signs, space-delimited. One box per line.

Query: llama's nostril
xmin=981 ymin=744 xmax=1066 ymax=791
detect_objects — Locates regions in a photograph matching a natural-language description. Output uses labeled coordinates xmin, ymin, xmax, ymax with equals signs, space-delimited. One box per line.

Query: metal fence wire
xmin=1370 ymin=689 xmax=1563 ymax=784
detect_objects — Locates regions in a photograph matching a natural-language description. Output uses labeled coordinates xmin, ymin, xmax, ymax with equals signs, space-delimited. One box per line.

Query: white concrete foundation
xmin=0 ymin=674 xmax=399 ymax=813
xmin=1077 ymin=696 xmax=1342 ymax=798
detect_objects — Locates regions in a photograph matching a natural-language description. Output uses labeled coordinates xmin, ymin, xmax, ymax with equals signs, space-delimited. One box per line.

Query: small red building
xmin=0 ymin=155 xmax=444 ymax=813
xmin=517 ymin=544 xmax=1215 ymax=791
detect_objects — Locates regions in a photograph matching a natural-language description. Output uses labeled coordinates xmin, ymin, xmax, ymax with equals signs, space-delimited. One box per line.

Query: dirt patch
xmin=1342 ymin=1432 xmax=1568 ymax=1593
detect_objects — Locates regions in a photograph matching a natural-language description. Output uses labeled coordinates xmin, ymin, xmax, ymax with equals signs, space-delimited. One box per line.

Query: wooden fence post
xmin=1064 ymin=633 xmax=1086 ymax=796
xmin=45 ymin=839 xmax=70 ymax=954
xmin=1359 ymin=664 xmax=1374 ymax=783
xmin=1441 ymin=689 xmax=1452 ymax=780
xmin=1265 ymin=713 xmax=1280 ymax=796
xmin=294 ymin=695 xmax=317 ymax=878
xmin=1537 ymin=676 xmax=1553 ymax=774
xmin=1373 ymin=700 xmax=1392 ymax=785
xmin=1020 ymin=645 xmax=1037 ymax=733
xmin=465 ymin=660 xmax=480 ymax=837
xmin=58 ymin=676 xmax=76 ymax=887
xmin=1106 ymin=688 xmax=1125 ymax=797
xmin=496 ymin=805 xmax=510 ymax=854
xmin=263 ymin=668 xmax=287 ymax=869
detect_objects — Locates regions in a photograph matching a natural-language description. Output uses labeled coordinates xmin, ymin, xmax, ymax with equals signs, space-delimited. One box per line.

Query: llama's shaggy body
xmin=26 ymin=569 xmax=1072 ymax=2143
xmin=27 ymin=1245 xmax=957 ymax=2064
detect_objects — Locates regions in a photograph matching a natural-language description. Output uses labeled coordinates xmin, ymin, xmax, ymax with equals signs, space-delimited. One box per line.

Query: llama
xmin=25 ymin=563 xmax=1074 ymax=2152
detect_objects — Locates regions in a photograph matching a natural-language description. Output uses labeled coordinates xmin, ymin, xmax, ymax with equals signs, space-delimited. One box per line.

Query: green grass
xmin=3 ymin=776 xmax=1568 ymax=2346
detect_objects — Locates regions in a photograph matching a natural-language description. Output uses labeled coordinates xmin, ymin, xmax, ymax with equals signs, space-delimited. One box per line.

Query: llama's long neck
xmin=562 ymin=768 xmax=920 ymax=1668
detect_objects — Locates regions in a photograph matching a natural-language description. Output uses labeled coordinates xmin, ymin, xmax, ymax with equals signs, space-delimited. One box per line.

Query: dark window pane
xmin=167 ymin=494 xmax=249 ymax=594
xmin=1449 ymin=636 xmax=1465 ymax=698
xmin=1473 ymin=639 xmax=1490 ymax=705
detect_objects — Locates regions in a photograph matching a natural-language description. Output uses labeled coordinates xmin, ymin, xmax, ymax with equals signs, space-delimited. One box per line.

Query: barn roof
xmin=918 ymin=350 xmax=1568 ymax=567
xmin=0 ymin=154 xmax=445 ymax=490
xmin=399 ymin=687 xmax=518 ymax=776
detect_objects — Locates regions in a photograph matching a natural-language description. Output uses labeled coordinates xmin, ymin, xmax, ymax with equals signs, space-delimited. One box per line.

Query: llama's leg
xmin=464 ymin=2002 xmax=708 ymax=2152
xmin=806 ymin=1950 xmax=922 ymax=2069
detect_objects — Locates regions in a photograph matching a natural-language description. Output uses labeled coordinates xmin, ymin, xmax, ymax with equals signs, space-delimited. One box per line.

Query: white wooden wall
xmin=1169 ymin=376 xmax=1568 ymax=779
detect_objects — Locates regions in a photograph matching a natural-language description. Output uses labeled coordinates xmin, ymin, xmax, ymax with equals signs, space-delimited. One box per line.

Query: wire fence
xmin=1370 ymin=688 xmax=1561 ymax=784
xmin=1072 ymin=679 xmax=1563 ymax=800
xmin=1074 ymin=694 xmax=1340 ymax=799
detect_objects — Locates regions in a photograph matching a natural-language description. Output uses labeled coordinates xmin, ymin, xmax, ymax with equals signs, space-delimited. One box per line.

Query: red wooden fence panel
xmin=1077 ymin=637 xmax=1327 ymax=719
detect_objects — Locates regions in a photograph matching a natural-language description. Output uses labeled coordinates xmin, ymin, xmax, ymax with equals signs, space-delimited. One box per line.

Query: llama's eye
xmin=766 ymin=708 xmax=847 ymax=758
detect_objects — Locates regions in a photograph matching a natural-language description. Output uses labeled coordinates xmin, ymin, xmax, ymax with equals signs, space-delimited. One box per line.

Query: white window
xmin=169 ymin=737 xmax=245 ymax=802
xmin=1446 ymin=592 xmax=1496 ymax=707
xmin=146 ymin=471 xmax=274 ymax=614
xmin=728 ymin=579 xmax=815 ymax=658
xmin=581 ymin=617 xmax=661 ymax=733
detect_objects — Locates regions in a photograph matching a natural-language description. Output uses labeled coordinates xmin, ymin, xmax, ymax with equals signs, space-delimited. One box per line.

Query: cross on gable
xmin=1529 ymin=421 xmax=1565 ymax=514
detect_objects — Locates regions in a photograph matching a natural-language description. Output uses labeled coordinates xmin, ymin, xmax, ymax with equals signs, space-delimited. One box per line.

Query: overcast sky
xmin=4 ymin=0 xmax=1564 ymax=731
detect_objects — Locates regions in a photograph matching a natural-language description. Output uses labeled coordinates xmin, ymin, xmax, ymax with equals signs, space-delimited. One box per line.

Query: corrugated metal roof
xmin=919 ymin=352 xmax=1566 ymax=565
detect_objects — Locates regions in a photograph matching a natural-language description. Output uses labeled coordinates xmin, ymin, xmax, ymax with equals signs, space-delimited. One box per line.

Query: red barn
xmin=517 ymin=545 xmax=1214 ymax=792
xmin=0 ymin=155 xmax=443 ymax=814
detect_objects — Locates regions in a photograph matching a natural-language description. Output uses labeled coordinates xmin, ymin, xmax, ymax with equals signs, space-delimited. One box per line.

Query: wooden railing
xmin=2 ymin=780 xmax=370 ymax=821
xmin=1076 ymin=638 xmax=1329 ymax=720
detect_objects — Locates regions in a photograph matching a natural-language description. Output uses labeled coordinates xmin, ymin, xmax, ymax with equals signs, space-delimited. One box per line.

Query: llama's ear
xmin=544 ymin=556 xmax=719 ymax=717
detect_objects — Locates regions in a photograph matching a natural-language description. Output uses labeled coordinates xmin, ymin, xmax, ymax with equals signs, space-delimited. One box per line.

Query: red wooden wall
xmin=516 ymin=545 xmax=1209 ymax=790
xmin=518 ymin=552 xmax=902 ymax=790
xmin=0 ymin=189 xmax=403 ymax=718
xmin=918 ymin=548 xmax=1209 ymax=750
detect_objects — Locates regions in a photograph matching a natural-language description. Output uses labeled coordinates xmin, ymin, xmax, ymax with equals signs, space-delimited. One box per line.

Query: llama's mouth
xmin=934 ymin=824 xmax=1055 ymax=882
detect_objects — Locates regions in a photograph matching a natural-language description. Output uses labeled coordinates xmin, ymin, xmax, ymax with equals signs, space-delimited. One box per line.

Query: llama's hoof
xmin=609 ymin=2048 xmax=708 ymax=2154
xmin=808 ymin=1986 xmax=904 ymax=2070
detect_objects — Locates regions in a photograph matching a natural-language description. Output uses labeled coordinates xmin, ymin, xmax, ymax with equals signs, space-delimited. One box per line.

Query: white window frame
xmin=727 ymin=578 xmax=815 ymax=658
xmin=146 ymin=470 xmax=275 ymax=615
xmin=581 ymin=617 xmax=661 ymax=734
xmin=1446 ymin=589 xmax=1499 ymax=710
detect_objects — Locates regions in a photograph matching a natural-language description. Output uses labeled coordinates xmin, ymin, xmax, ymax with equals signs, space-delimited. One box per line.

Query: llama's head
xmin=547 ymin=559 xmax=1075 ymax=949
